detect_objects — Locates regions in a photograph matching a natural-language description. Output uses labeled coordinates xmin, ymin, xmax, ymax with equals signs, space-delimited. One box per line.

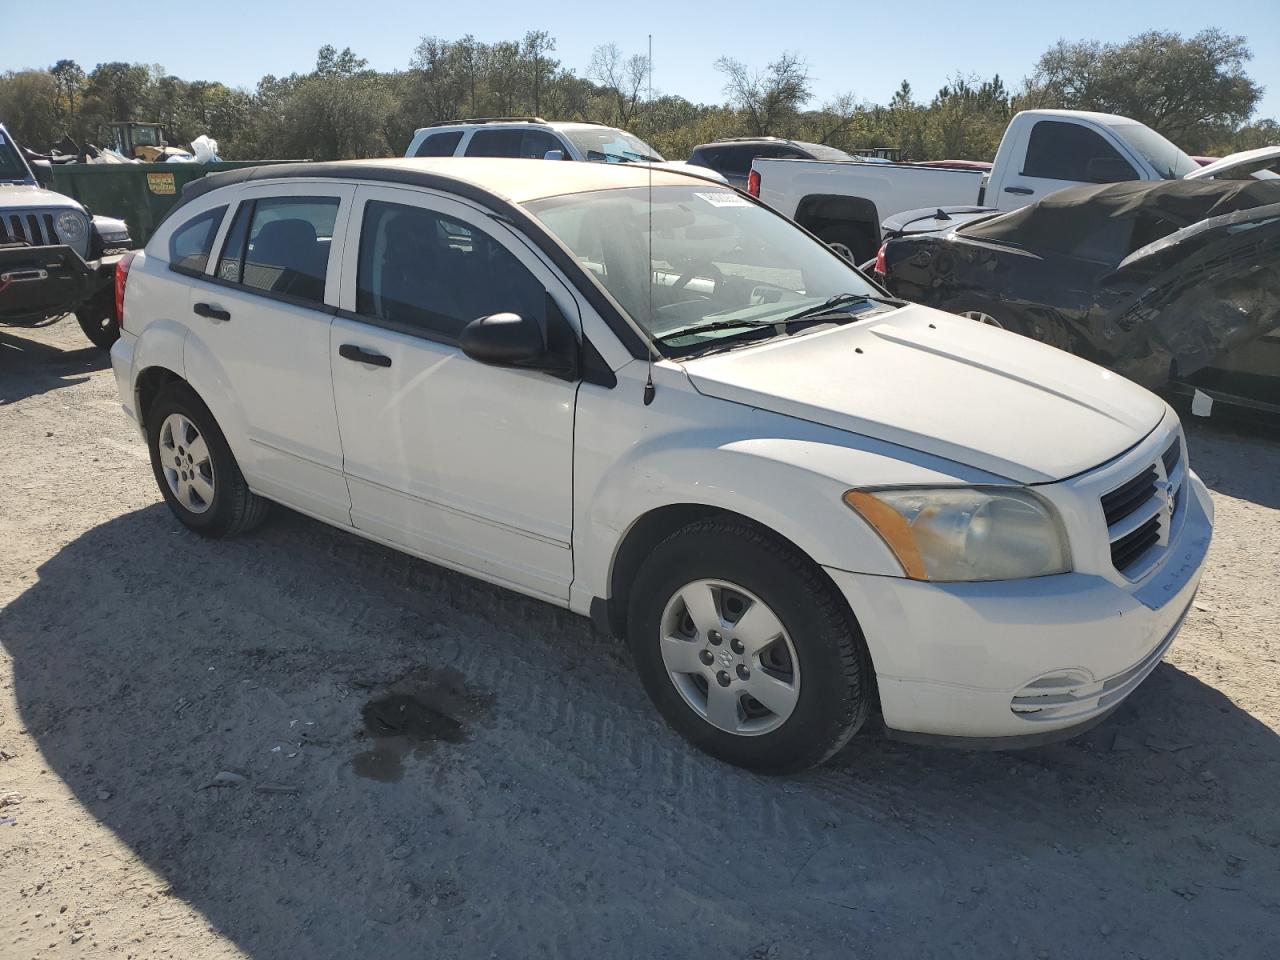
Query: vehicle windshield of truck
xmin=528 ymin=185 xmax=882 ymax=351
xmin=0 ymin=131 xmax=32 ymax=184
xmin=1109 ymin=122 xmax=1199 ymax=180
xmin=560 ymin=127 xmax=665 ymax=163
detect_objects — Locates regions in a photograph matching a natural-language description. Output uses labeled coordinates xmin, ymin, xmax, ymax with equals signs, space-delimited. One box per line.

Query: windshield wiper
xmin=778 ymin=292 xmax=903 ymax=323
xmin=653 ymin=293 xmax=905 ymax=348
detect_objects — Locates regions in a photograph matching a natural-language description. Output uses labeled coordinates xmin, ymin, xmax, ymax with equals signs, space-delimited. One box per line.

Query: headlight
xmin=844 ymin=486 xmax=1071 ymax=581
xmin=54 ymin=211 xmax=86 ymax=244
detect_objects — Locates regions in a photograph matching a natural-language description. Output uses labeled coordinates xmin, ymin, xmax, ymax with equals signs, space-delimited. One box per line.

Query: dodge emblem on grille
xmin=1156 ymin=479 xmax=1175 ymax=514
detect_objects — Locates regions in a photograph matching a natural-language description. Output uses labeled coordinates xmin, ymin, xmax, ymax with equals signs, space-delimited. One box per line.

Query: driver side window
xmin=354 ymin=200 xmax=545 ymax=343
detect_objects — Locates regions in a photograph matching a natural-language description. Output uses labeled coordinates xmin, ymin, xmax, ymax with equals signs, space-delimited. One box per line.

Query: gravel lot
xmin=2 ymin=319 xmax=1279 ymax=960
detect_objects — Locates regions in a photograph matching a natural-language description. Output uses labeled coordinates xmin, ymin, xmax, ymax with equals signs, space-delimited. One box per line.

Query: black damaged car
xmin=878 ymin=180 xmax=1280 ymax=419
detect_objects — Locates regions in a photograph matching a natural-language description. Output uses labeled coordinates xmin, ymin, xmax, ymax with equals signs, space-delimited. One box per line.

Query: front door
xmin=995 ymin=118 xmax=1140 ymax=210
xmin=329 ymin=184 xmax=580 ymax=601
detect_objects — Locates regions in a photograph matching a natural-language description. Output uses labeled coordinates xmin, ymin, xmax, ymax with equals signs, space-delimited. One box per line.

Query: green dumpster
xmin=46 ymin=160 xmax=304 ymax=247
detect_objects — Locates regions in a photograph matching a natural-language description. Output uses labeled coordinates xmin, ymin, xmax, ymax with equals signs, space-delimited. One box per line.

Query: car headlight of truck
xmin=844 ymin=486 xmax=1071 ymax=581
xmin=54 ymin=211 xmax=86 ymax=244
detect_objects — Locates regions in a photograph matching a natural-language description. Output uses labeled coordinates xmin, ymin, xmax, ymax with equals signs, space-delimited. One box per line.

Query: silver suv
xmin=404 ymin=117 xmax=726 ymax=182
xmin=0 ymin=123 xmax=132 ymax=347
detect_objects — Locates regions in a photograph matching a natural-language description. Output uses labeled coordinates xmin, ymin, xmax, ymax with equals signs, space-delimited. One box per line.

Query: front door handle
xmin=1003 ymin=186 xmax=1034 ymax=196
xmin=193 ymin=302 xmax=231 ymax=322
xmin=339 ymin=343 xmax=392 ymax=368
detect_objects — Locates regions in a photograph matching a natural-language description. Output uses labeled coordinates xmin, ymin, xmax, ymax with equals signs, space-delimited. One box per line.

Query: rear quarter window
xmin=168 ymin=206 xmax=227 ymax=276
xmin=414 ymin=131 xmax=463 ymax=157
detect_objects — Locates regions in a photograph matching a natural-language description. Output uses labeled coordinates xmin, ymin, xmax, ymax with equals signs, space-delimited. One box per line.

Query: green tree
xmin=1025 ymin=30 xmax=1261 ymax=152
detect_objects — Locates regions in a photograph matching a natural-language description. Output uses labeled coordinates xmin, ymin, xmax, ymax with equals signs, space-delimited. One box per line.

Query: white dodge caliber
xmin=109 ymin=158 xmax=1212 ymax=772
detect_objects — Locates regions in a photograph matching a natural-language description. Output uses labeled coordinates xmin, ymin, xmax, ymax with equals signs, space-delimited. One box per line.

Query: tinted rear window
xmin=414 ymin=131 xmax=463 ymax=157
xmin=168 ymin=206 xmax=227 ymax=276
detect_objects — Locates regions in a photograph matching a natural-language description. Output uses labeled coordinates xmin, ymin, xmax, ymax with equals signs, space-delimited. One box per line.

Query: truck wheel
xmin=75 ymin=307 xmax=119 ymax=349
xmin=145 ymin=381 xmax=269 ymax=538
xmin=626 ymin=518 xmax=872 ymax=774
xmin=817 ymin=224 xmax=876 ymax=264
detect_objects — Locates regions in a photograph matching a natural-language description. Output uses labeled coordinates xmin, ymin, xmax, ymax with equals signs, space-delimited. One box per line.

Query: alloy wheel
xmin=159 ymin=413 xmax=215 ymax=514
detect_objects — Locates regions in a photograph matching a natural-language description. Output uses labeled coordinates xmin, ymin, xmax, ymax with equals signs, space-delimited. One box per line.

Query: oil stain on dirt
xmin=352 ymin=666 xmax=492 ymax=782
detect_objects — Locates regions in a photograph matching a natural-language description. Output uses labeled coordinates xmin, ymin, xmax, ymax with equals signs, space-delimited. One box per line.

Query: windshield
xmin=527 ymin=185 xmax=881 ymax=350
xmin=795 ymin=141 xmax=855 ymax=162
xmin=1111 ymin=122 xmax=1199 ymax=179
xmin=0 ymin=130 xmax=33 ymax=183
xmin=560 ymin=127 xmax=665 ymax=164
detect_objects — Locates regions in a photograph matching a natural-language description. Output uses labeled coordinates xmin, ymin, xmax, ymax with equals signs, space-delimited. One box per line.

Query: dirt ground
xmin=2 ymin=319 xmax=1279 ymax=960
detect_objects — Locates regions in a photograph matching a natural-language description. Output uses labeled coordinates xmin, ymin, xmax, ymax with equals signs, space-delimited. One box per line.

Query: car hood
xmin=0 ymin=183 xmax=83 ymax=209
xmin=1184 ymin=145 xmax=1280 ymax=181
xmin=682 ymin=304 xmax=1165 ymax=483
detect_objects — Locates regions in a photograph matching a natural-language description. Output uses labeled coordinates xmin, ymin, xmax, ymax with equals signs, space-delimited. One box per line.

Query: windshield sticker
xmin=0 ymin=134 xmax=6 ymax=145
xmin=695 ymin=192 xmax=751 ymax=208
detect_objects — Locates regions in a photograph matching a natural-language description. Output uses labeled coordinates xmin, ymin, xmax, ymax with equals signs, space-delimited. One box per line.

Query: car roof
xmin=183 ymin=157 xmax=708 ymax=206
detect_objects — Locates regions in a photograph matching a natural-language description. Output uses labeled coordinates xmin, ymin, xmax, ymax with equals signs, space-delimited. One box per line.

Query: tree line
xmin=0 ymin=28 xmax=1274 ymax=163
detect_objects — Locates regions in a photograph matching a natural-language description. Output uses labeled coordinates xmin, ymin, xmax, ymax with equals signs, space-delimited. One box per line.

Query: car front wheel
xmin=627 ymin=518 xmax=872 ymax=773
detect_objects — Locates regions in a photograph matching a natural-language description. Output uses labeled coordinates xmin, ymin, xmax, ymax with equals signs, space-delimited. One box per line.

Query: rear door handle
xmin=339 ymin=343 xmax=392 ymax=368
xmin=1003 ymin=186 xmax=1034 ymax=195
xmin=193 ymin=302 xmax=231 ymax=322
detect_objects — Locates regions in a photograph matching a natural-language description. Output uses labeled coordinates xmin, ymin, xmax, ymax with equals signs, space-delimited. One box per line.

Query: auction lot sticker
xmin=147 ymin=172 xmax=177 ymax=195
xmin=695 ymin=191 xmax=751 ymax=207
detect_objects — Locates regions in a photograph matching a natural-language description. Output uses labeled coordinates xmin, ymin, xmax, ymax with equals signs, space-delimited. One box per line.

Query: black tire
xmin=627 ymin=518 xmax=872 ymax=774
xmin=145 ymin=381 xmax=269 ymax=538
xmin=817 ymin=223 xmax=877 ymax=265
xmin=945 ymin=299 xmax=1030 ymax=337
xmin=75 ymin=306 xmax=119 ymax=349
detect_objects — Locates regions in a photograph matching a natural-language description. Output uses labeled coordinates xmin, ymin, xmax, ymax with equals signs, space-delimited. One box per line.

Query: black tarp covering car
xmin=879 ymin=180 xmax=1280 ymax=410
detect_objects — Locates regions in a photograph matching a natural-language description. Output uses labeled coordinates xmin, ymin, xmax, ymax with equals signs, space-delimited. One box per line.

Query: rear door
xmin=189 ymin=181 xmax=355 ymax=523
xmin=329 ymin=184 xmax=580 ymax=601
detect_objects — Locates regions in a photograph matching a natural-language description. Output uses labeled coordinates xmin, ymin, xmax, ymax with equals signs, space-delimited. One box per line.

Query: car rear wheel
xmin=627 ymin=518 xmax=872 ymax=773
xmin=145 ymin=381 xmax=268 ymax=537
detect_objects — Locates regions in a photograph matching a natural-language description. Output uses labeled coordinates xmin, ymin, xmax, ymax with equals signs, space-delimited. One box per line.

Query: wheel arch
xmin=794 ymin=194 xmax=882 ymax=255
xmin=596 ymin=502 xmax=871 ymax=651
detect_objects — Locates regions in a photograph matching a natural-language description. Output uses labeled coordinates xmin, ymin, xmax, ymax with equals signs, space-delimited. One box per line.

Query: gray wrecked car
xmin=878 ymin=180 xmax=1280 ymax=419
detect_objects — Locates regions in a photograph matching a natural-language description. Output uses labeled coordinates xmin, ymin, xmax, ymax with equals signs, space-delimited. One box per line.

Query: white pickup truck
xmin=748 ymin=109 xmax=1202 ymax=261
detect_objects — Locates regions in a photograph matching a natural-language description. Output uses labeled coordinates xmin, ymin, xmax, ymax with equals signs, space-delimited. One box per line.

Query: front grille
xmin=1101 ymin=467 xmax=1157 ymax=527
xmin=0 ymin=211 xmax=58 ymax=247
xmin=1111 ymin=514 xmax=1162 ymax=570
xmin=1100 ymin=434 xmax=1185 ymax=576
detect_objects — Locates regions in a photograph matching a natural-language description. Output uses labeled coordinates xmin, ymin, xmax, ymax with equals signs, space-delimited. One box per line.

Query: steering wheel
xmin=671 ymin=259 xmax=723 ymax=294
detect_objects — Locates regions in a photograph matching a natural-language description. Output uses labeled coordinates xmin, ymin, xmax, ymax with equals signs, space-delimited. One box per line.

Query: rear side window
xmin=214 ymin=196 xmax=340 ymax=305
xmin=1023 ymin=121 xmax=1138 ymax=183
xmin=355 ymin=199 xmax=544 ymax=342
xmin=168 ymin=205 xmax=226 ymax=276
xmin=465 ymin=128 xmax=565 ymax=159
xmin=414 ymin=131 xmax=463 ymax=157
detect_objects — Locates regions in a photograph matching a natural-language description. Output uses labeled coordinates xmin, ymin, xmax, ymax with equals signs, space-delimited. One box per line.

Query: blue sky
xmin=6 ymin=0 xmax=1280 ymax=119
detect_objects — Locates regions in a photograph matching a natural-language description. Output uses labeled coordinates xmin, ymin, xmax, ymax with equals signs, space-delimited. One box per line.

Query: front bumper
xmin=826 ymin=471 xmax=1212 ymax=743
xmin=0 ymin=243 xmax=109 ymax=322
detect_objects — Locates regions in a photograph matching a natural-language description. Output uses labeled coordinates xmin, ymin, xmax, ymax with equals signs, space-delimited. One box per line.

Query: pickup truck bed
xmin=752 ymin=159 xmax=985 ymax=261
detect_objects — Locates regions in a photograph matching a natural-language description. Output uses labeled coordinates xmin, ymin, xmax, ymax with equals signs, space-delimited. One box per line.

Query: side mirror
xmin=1086 ymin=157 xmax=1137 ymax=184
xmin=543 ymin=149 xmax=564 ymax=161
xmin=460 ymin=312 xmax=548 ymax=367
